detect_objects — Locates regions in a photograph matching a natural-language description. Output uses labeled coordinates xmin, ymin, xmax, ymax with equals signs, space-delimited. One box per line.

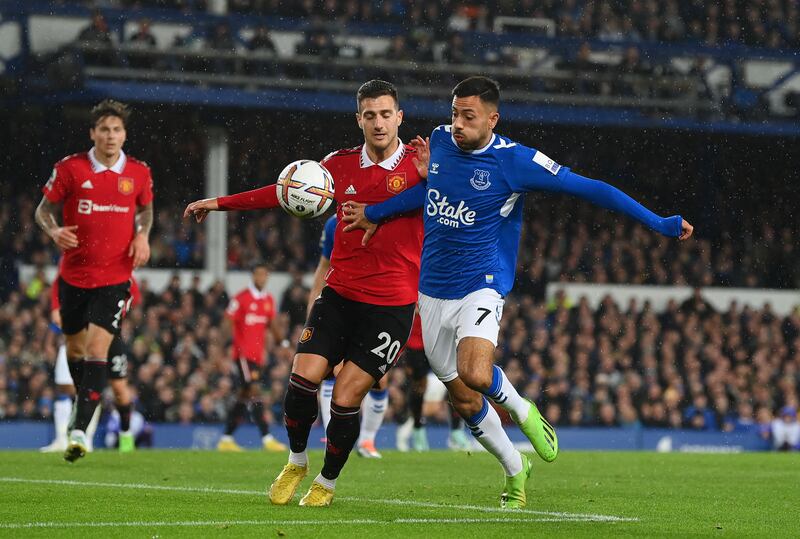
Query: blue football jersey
xmin=319 ymin=215 xmax=337 ymax=259
xmin=421 ymin=125 xmax=569 ymax=300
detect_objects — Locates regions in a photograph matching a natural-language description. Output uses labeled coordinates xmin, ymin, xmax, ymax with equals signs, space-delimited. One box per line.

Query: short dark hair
xmin=252 ymin=262 xmax=271 ymax=273
xmin=356 ymin=79 xmax=399 ymax=109
xmin=90 ymin=99 xmax=130 ymax=128
xmin=452 ymin=76 xmax=500 ymax=106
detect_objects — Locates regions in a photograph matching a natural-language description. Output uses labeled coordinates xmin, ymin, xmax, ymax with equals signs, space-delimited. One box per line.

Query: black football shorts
xmin=297 ymin=286 xmax=415 ymax=381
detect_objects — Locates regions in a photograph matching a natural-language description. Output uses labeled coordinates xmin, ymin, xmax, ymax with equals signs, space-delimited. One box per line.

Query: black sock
xmin=450 ymin=404 xmax=464 ymax=430
xmin=410 ymin=385 xmax=426 ymax=429
xmin=249 ymin=399 xmax=270 ymax=437
xmin=67 ymin=358 xmax=84 ymax=393
xmin=117 ymin=403 xmax=132 ymax=432
xmin=321 ymin=402 xmax=361 ymax=481
xmin=74 ymin=359 xmax=107 ymax=432
xmin=225 ymin=400 xmax=248 ymax=436
xmin=283 ymin=373 xmax=318 ymax=453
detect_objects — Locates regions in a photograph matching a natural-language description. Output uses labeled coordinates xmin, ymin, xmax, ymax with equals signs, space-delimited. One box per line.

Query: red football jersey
xmin=226 ymin=286 xmax=276 ymax=366
xmin=51 ymin=273 xmax=140 ymax=313
xmin=406 ymin=313 xmax=424 ymax=351
xmin=322 ymin=142 xmax=424 ymax=306
xmin=43 ymin=149 xmax=154 ymax=289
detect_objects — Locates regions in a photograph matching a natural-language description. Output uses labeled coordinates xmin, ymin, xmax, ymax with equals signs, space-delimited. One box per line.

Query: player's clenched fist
xmin=128 ymin=232 xmax=151 ymax=268
xmin=679 ymin=219 xmax=694 ymax=241
xmin=183 ymin=197 xmax=219 ymax=223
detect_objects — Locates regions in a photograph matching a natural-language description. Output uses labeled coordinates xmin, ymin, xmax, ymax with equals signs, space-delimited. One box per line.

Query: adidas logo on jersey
xmin=81 ymin=180 xmax=94 ymax=189
xmin=345 ymin=185 xmax=357 ymax=195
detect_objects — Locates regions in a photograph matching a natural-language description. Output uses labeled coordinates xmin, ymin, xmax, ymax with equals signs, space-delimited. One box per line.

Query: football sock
xmin=74 ymin=359 xmax=107 ymax=432
xmin=321 ymin=402 xmax=360 ymax=480
xmin=320 ymin=378 xmax=335 ymax=431
xmin=358 ymin=389 xmax=387 ymax=444
xmin=53 ymin=395 xmax=72 ymax=443
xmin=284 ymin=373 xmax=319 ymax=453
xmin=67 ymin=358 xmax=84 ymax=393
xmin=314 ymin=473 xmax=336 ymax=491
xmin=484 ymin=365 xmax=530 ymax=421
xmin=117 ymin=402 xmax=132 ymax=433
xmin=409 ymin=382 xmax=426 ymax=429
xmin=224 ymin=400 xmax=248 ymax=436
xmin=465 ymin=396 xmax=523 ymax=476
xmin=288 ymin=450 xmax=308 ymax=467
xmin=250 ymin=399 xmax=270 ymax=437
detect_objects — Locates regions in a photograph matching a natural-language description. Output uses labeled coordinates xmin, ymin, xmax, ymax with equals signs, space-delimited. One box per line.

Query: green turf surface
xmin=0 ymin=450 xmax=797 ymax=537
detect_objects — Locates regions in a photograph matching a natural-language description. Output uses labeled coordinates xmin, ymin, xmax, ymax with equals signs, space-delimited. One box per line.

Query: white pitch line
xmin=0 ymin=517 xmax=611 ymax=530
xmin=0 ymin=476 xmax=638 ymax=523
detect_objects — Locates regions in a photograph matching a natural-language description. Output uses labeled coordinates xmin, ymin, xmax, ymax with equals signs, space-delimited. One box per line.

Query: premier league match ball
xmin=276 ymin=159 xmax=335 ymax=219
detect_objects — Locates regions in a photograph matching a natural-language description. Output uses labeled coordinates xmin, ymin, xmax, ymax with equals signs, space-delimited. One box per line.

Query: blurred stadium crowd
xmin=2 ymin=266 xmax=799 ymax=445
xmin=74 ymin=0 xmax=800 ymax=49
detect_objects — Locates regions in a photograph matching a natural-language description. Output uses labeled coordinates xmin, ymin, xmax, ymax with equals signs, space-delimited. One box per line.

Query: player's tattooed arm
xmin=36 ymin=196 xmax=79 ymax=250
xmin=135 ymin=202 xmax=154 ymax=237
xmin=129 ymin=202 xmax=153 ymax=268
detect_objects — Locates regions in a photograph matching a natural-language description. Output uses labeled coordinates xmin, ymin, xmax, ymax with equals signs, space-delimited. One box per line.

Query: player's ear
xmin=488 ymin=111 xmax=499 ymax=130
xmin=396 ymin=109 xmax=403 ymax=125
xmin=355 ymin=112 xmax=363 ymax=129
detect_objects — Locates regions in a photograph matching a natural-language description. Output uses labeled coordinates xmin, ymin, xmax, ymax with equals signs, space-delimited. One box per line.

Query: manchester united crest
xmin=386 ymin=172 xmax=407 ymax=194
xmin=300 ymin=327 xmax=314 ymax=343
xmin=118 ymin=177 xmax=134 ymax=195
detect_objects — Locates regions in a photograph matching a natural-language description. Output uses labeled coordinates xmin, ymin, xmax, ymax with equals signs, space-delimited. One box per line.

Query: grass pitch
xmin=0 ymin=450 xmax=797 ymax=537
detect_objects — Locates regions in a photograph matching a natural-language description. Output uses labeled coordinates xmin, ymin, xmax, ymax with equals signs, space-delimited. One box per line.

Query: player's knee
xmin=66 ymin=342 xmax=85 ymax=359
xmin=86 ymin=340 xmax=111 ymax=360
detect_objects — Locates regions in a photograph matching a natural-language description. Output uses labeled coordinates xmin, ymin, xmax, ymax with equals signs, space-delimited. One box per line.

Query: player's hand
xmin=128 ymin=232 xmax=151 ymax=268
xmin=50 ymin=309 xmax=62 ymax=329
xmin=50 ymin=225 xmax=79 ymax=251
xmin=183 ymin=198 xmax=219 ymax=223
xmin=410 ymin=136 xmax=430 ymax=179
xmin=679 ymin=219 xmax=694 ymax=241
xmin=342 ymin=201 xmax=378 ymax=246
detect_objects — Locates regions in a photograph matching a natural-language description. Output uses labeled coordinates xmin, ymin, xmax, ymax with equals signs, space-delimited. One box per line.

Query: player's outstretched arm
xmin=183 ymin=184 xmax=280 ymax=223
xmin=341 ymin=182 xmax=426 ymax=246
xmin=537 ymin=169 xmax=692 ymax=240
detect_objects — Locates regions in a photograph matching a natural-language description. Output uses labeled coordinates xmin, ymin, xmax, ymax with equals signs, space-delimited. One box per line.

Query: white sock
xmin=465 ymin=397 xmax=523 ymax=476
xmin=485 ymin=365 xmax=529 ymax=422
xmin=262 ymin=434 xmax=275 ymax=444
xmin=358 ymin=389 xmax=387 ymax=444
xmin=54 ymin=398 xmax=72 ymax=444
xmin=314 ymin=473 xmax=336 ymax=491
xmin=320 ymin=379 xmax=335 ymax=431
xmin=220 ymin=434 xmax=234 ymax=442
xmin=288 ymin=450 xmax=308 ymax=467
xmin=86 ymin=405 xmax=101 ymax=451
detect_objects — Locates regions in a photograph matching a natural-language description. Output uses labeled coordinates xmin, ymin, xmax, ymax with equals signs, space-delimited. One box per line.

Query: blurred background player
xmin=41 ymin=274 xmax=140 ymax=453
xmin=184 ymin=80 xmax=424 ymax=507
xmin=34 ymin=99 xmax=154 ymax=462
xmin=217 ymin=263 xmax=288 ymax=452
xmin=309 ymin=215 xmax=389 ymax=459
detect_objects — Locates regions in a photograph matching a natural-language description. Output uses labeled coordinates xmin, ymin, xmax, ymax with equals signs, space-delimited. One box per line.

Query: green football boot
xmin=514 ymin=400 xmax=558 ymax=463
xmin=501 ymin=453 xmax=532 ymax=509
xmin=119 ymin=431 xmax=135 ymax=453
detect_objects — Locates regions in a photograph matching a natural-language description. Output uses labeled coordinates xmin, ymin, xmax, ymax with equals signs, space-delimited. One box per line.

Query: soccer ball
xmin=276 ymin=160 xmax=335 ymax=219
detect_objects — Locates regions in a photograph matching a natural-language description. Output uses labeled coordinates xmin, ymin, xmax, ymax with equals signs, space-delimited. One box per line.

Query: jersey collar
xmin=451 ymin=132 xmax=496 ymax=155
xmin=248 ymin=283 xmax=269 ymax=300
xmin=360 ymin=139 xmax=405 ymax=170
xmin=89 ymin=147 xmax=127 ymax=174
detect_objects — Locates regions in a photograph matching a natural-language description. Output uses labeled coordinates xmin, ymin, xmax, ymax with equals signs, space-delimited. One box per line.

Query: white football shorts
xmin=417 ymin=288 xmax=504 ymax=383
